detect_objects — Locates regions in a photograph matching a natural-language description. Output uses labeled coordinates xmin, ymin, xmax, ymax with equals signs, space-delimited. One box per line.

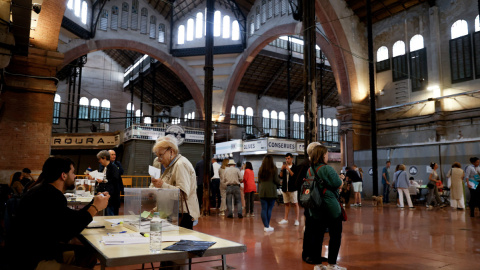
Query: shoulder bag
xmin=299 ymin=165 xmax=325 ymax=209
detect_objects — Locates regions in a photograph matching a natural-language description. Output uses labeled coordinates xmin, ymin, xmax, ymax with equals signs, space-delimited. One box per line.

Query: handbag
xmin=299 ymin=165 xmax=325 ymax=209
xmin=427 ymin=180 xmax=435 ymax=189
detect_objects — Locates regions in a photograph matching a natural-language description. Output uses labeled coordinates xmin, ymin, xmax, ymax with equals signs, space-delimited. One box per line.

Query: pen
xmin=107 ymin=231 xmax=127 ymax=235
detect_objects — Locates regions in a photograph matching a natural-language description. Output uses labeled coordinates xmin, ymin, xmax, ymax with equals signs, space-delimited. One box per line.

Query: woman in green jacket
xmin=258 ymin=155 xmax=280 ymax=232
xmin=305 ymin=145 xmax=346 ymax=270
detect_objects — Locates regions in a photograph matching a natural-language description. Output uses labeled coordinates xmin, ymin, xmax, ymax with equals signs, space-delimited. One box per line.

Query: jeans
xmin=260 ymin=198 xmax=276 ymax=228
xmin=426 ymin=185 xmax=442 ymax=206
xmin=383 ymin=184 xmax=390 ymax=203
xmin=211 ymin=178 xmax=221 ymax=208
xmin=244 ymin=191 xmax=255 ymax=214
xmin=105 ymin=205 xmax=118 ymax=216
xmin=303 ymin=213 xmax=343 ymax=265
xmin=226 ymin=185 xmax=242 ymax=216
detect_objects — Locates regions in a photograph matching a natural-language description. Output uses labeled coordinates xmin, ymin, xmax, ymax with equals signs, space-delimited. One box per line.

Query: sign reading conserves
xmin=52 ymin=135 xmax=118 ymax=147
xmin=267 ymin=139 xmax=296 ymax=152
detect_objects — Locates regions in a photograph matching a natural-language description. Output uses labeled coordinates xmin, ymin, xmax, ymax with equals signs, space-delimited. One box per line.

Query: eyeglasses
xmin=157 ymin=148 xmax=171 ymax=159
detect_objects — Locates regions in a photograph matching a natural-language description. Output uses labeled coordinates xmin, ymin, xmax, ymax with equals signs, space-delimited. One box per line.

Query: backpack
xmin=299 ymin=165 xmax=326 ymax=209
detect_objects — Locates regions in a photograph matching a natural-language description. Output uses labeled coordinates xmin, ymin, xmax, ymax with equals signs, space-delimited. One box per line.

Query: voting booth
xmin=123 ymin=188 xmax=180 ymax=232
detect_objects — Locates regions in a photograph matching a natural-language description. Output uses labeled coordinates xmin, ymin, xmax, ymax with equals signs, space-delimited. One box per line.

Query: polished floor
xmin=98 ymin=201 xmax=480 ymax=270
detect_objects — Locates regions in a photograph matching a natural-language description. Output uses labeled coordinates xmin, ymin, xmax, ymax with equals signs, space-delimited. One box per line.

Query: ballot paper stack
xmin=123 ymin=188 xmax=180 ymax=233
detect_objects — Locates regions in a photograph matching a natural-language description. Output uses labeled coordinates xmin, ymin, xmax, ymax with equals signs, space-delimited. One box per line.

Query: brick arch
xmin=223 ymin=2 xmax=359 ymax=120
xmin=61 ymin=39 xmax=204 ymax=118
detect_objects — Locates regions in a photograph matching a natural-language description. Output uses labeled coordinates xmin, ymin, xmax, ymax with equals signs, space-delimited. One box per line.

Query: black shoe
xmin=227 ymin=215 xmax=233 ymax=218
xmin=238 ymin=214 xmax=243 ymax=218
xmin=303 ymin=256 xmax=328 ymax=265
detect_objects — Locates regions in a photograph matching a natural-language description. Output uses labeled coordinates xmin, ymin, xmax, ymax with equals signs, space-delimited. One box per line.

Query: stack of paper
xmin=102 ymin=233 xmax=149 ymax=245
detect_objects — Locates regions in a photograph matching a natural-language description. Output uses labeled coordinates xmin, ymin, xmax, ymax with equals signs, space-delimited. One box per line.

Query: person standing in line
xmin=100 ymin=149 xmax=125 ymax=197
xmin=96 ymin=150 xmax=122 ymax=216
xmin=243 ymin=162 xmax=256 ymax=217
xmin=305 ymin=145 xmax=346 ymax=270
xmin=223 ymin=159 xmax=243 ymax=218
xmin=426 ymin=162 xmax=444 ymax=208
xmin=218 ymin=159 xmax=229 ymax=216
xmin=258 ymin=155 xmax=280 ymax=232
xmin=465 ymin=157 xmax=480 ymax=217
xmin=447 ymin=162 xmax=465 ymax=210
xmin=393 ymin=164 xmax=414 ymax=209
xmin=382 ymin=161 xmax=391 ymax=204
xmin=346 ymin=165 xmax=362 ymax=207
xmin=278 ymin=153 xmax=300 ymax=226
xmin=211 ymin=157 xmax=221 ymax=211
xmin=194 ymin=153 xmax=213 ymax=212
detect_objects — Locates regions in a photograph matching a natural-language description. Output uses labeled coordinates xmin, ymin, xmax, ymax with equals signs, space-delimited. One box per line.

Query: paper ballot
xmin=149 ymin=165 xmax=161 ymax=179
xmin=89 ymin=170 xmax=104 ymax=180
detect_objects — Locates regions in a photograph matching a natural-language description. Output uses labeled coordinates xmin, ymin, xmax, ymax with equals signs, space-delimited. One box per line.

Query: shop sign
xmin=328 ymin=152 xmax=342 ymax=162
xmin=267 ymin=139 xmax=296 ymax=152
xmin=297 ymin=142 xmax=304 ymax=152
xmin=52 ymin=135 xmax=118 ymax=147
xmin=166 ymin=125 xmax=185 ymax=145
xmin=216 ymin=139 xmax=243 ymax=154
xmin=243 ymin=139 xmax=268 ymax=152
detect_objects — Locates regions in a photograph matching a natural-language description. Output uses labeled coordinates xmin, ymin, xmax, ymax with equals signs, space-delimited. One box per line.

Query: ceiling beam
xmin=258 ymin=62 xmax=287 ymax=100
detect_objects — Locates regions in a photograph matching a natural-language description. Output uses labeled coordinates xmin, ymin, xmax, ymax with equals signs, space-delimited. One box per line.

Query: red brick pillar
xmin=0 ymin=48 xmax=64 ymax=183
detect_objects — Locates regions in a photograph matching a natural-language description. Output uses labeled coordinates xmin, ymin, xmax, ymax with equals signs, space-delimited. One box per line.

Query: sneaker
xmin=219 ymin=211 xmax=225 ymax=216
xmin=313 ymin=265 xmax=327 ymax=270
xmin=358 ymin=203 xmax=362 ymax=207
xmin=326 ymin=264 xmax=347 ymax=270
xmin=426 ymin=204 xmax=431 ymax=208
xmin=294 ymin=220 xmax=300 ymax=226
xmin=278 ymin=219 xmax=288 ymax=225
xmin=264 ymin=227 xmax=269 ymax=232
xmin=238 ymin=214 xmax=243 ymax=218
xmin=350 ymin=204 xmax=357 ymax=207
xmin=227 ymin=215 xmax=233 ymax=218
xmin=267 ymin=227 xmax=274 ymax=232
xmin=246 ymin=213 xmax=250 ymax=217
xmin=251 ymin=213 xmax=255 ymax=217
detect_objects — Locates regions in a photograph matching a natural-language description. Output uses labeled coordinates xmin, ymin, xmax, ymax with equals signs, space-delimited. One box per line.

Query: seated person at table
xmin=7 ymin=156 xmax=110 ymax=270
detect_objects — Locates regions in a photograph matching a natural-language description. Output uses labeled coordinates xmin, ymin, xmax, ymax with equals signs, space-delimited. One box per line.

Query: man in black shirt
xmin=8 ymin=156 xmax=110 ymax=270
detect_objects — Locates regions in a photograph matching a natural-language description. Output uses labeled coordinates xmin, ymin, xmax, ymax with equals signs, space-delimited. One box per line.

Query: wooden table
xmin=79 ymin=216 xmax=247 ymax=270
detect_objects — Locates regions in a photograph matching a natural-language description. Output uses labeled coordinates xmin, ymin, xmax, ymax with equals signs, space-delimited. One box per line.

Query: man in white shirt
xmin=211 ymin=158 xmax=222 ymax=210
xmin=465 ymin=157 xmax=480 ymax=217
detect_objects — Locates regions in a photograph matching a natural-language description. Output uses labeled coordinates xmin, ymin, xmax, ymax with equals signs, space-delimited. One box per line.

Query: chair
xmin=120 ymin=177 xmax=132 ymax=198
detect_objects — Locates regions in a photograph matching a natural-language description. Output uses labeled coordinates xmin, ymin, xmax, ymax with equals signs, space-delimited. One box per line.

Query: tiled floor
xmin=96 ymin=201 xmax=480 ymax=270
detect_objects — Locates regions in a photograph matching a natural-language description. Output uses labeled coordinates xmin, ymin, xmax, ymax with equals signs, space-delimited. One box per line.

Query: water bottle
xmin=149 ymin=212 xmax=162 ymax=253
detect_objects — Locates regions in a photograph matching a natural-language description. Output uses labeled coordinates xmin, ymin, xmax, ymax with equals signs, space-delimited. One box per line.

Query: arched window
xmin=158 ymin=24 xmax=165 ymax=43
xmin=149 ymin=16 xmax=156 ymax=39
xmin=332 ymin=119 xmax=339 ymax=142
xmin=410 ymin=34 xmax=424 ymax=52
xmin=223 ymin=16 xmax=230 ymax=38
xmin=271 ymin=110 xmax=278 ymax=135
xmin=79 ymin=97 xmax=89 ymax=119
xmin=126 ymin=103 xmax=134 ymax=128
xmin=100 ymin=99 xmax=110 ymax=123
xmin=90 ymin=98 xmax=100 ymax=122
xmin=237 ymin=106 xmax=245 ymax=125
xmin=99 ymin=9 xmax=108 ymax=31
xmin=184 ymin=114 xmax=188 ymax=121
xmin=232 ymin=20 xmax=239 ymax=41
xmin=326 ymin=118 xmax=332 ymax=141
xmin=121 ymin=2 xmax=128 ymax=30
xmin=140 ymin=8 xmax=148 ymax=34
xmin=192 ymin=112 xmax=195 ymax=119
xmin=188 ymin=113 xmax=192 ymax=120
xmin=111 ymin=6 xmax=119 ymax=30
xmin=293 ymin=114 xmax=300 ymax=139
xmin=131 ymin=0 xmax=139 ymax=30
xmin=281 ymin=0 xmax=288 ymax=15
xmin=476 ymin=15 xmax=480 ymax=32
xmin=135 ymin=110 xmax=143 ymax=124
xmin=451 ymin=20 xmax=468 ymax=39
xmin=144 ymin=117 xmax=152 ymax=126
xmin=75 ymin=0 xmax=81 ymax=17
xmin=246 ymin=107 xmax=254 ymax=134
xmin=53 ymin=94 xmax=61 ymax=125
xmin=275 ymin=0 xmax=281 ymax=16
xmin=299 ymin=115 xmax=304 ymax=139
xmin=231 ymin=106 xmax=236 ymax=119
xmin=178 ymin=25 xmax=185 ymax=44
xmin=214 ymin=11 xmax=221 ymax=37
xmin=262 ymin=109 xmax=270 ymax=134
xmin=249 ymin=15 xmax=255 ymax=36
xmin=376 ymin=46 xmax=388 ymax=62
xmin=278 ymin=111 xmax=285 ymax=137
xmin=81 ymin=1 xmax=88 ymax=24
xmin=196 ymin=12 xmax=203 ymax=38
xmin=67 ymin=0 xmax=73 ymax=10
xmin=392 ymin=41 xmax=405 ymax=57
xmin=186 ymin=18 xmax=194 ymax=41
xmin=261 ymin=0 xmax=267 ymax=24
xmin=256 ymin=6 xmax=261 ymax=30
xmin=267 ymin=0 xmax=273 ymax=19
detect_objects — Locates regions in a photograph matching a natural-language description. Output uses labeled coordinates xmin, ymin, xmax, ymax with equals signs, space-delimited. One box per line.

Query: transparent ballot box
xmin=75 ymin=179 xmax=95 ymax=197
xmin=123 ymin=188 xmax=180 ymax=232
